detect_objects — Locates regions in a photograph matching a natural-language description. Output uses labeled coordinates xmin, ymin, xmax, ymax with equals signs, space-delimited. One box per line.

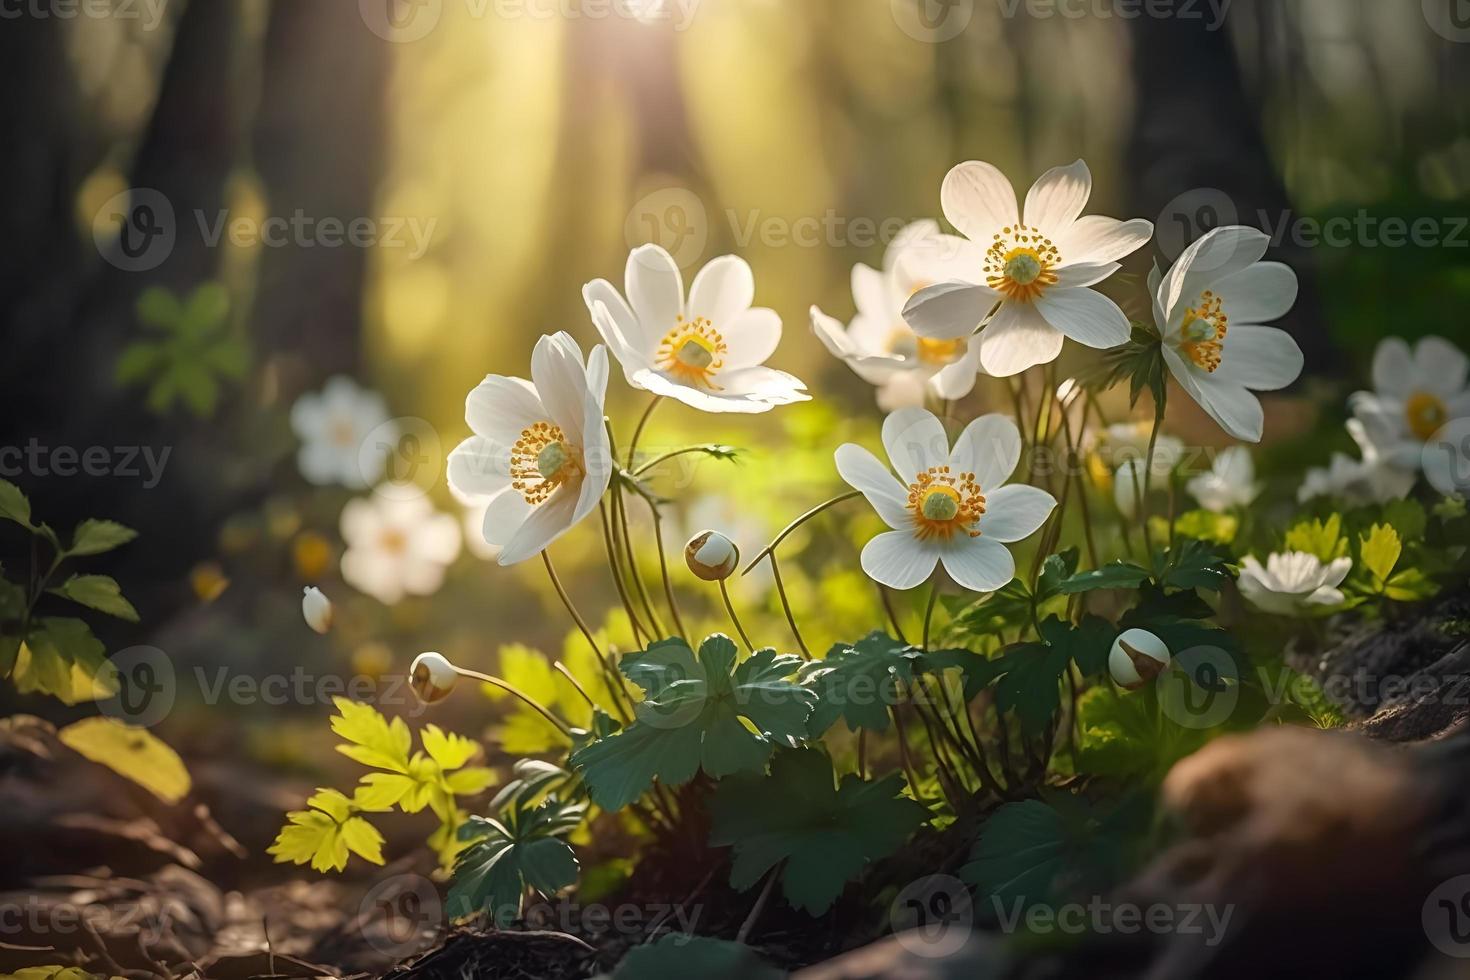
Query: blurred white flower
xmin=1349 ymin=335 xmax=1470 ymax=495
xmin=811 ymin=221 xmax=985 ymax=408
xmin=340 ymin=494 xmax=461 ymax=604
xmin=1186 ymin=446 xmax=1260 ymax=512
xmin=1150 ymin=226 xmax=1303 ymax=442
xmin=902 ymin=160 xmax=1153 ymax=377
xmin=837 ymin=408 xmax=1056 ymax=592
xmin=583 ymin=246 xmax=808 ymax=413
xmin=1298 ymin=419 xmax=1416 ymax=506
xmin=301 ymin=586 xmax=333 ymax=634
xmin=1093 ymin=421 xmax=1185 ymax=474
xmin=1113 ymin=458 xmax=1148 ymax=519
xmin=449 ymin=484 xmax=503 ymax=561
xmin=447 ymin=332 xmax=612 ymax=565
xmin=290 ymin=376 xmax=395 ymax=489
xmin=1238 ymin=551 xmax=1352 ymax=615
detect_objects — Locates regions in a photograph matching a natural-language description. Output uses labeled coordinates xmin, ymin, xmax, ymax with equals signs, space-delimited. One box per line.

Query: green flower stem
xmin=606 ymin=423 xmax=669 ymax=637
xmin=877 ymin=583 xmax=910 ymax=645
xmin=890 ymin=705 xmax=938 ymax=806
xmin=742 ymin=490 xmax=861 ymax=575
xmin=599 ymin=500 xmax=649 ymax=645
xmin=767 ymin=554 xmax=811 ymax=659
xmin=542 ymin=550 xmax=605 ymax=669
xmin=625 ymin=394 xmax=662 ymax=469
xmin=552 ymin=660 xmax=598 ymax=711
xmin=736 ymin=862 xmax=781 ymax=945
xmin=857 ymin=729 xmax=867 ymax=779
xmin=1141 ymin=390 xmax=1167 ymax=568
xmin=642 ymin=491 xmax=688 ymax=640
xmin=1058 ymin=392 xmax=1102 ymax=569
xmin=632 ymin=445 xmax=725 ymax=478
xmin=922 ymin=580 xmax=940 ymax=651
xmin=718 ymin=579 xmax=754 ymax=653
xmin=452 ymin=665 xmax=573 ymax=738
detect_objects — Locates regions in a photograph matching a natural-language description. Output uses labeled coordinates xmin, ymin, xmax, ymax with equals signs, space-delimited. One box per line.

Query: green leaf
xmin=1162 ymin=538 xmax=1233 ymax=593
xmin=801 ymin=632 xmax=920 ymax=735
xmin=917 ymin=647 xmax=1008 ymax=702
xmin=709 ymin=749 xmax=928 ymax=916
xmin=946 ymin=578 xmax=1033 ymax=636
xmin=14 ymin=618 xmax=117 ymax=704
xmin=1380 ymin=498 xmax=1428 ymax=541
xmin=0 ymin=478 xmax=33 ymax=528
xmin=448 ymin=798 xmax=582 ymax=924
xmin=1036 ymin=548 xmax=1081 ymax=600
xmin=614 ymin=936 xmax=784 ymax=980
xmin=1043 ymin=614 xmax=1116 ymax=677
xmin=1358 ymin=523 xmax=1402 ymax=587
xmin=269 ymin=787 xmax=388 ymax=873
xmin=1169 ymin=509 xmax=1238 ymax=545
xmin=135 ymin=286 xmax=182 ymax=330
xmin=1074 ymin=684 xmax=1207 ymax=779
xmin=1285 ymin=514 xmax=1348 ymax=562
xmin=181 ymin=281 xmax=230 ymax=335
xmin=67 ymin=519 xmax=139 ymax=557
xmin=172 ymin=362 xmax=220 ymax=417
xmin=994 ymin=641 xmax=1070 ymax=735
xmin=48 ymin=574 xmax=139 ymax=622
xmin=114 ymin=343 xmax=165 ymax=385
xmin=330 ymin=696 xmax=413 ymax=773
xmin=1057 ymin=560 xmax=1151 ymax=595
xmin=1086 ymin=323 xmax=1165 ymax=408
xmin=58 ymin=717 xmax=190 ymax=804
xmin=571 ymin=635 xmax=815 ymax=811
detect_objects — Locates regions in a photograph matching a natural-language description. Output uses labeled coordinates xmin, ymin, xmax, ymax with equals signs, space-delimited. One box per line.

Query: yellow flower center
xmin=985 ymin=225 xmax=1061 ymax=303
xmin=907 ymin=466 xmax=986 ymax=541
xmin=1180 ymin=290 xmax=1228 ymax=373
xmin=1405 ymin=391 xmax=1449 ymax=441
xmin=328 ymin=418 xmax=357 ymax=448
xmin=887 ymin=330 xmax=967 ymax=367
xmin=656 ymin=315 xmax=727 ymax=390
xmin=511 ymin=421 xmax=581 ymax=504
xmin=379 ymin=528 xmax=408 ymax=556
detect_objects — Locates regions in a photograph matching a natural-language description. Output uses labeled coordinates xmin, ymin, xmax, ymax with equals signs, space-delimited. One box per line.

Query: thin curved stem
xmin=1141 ymin=392 xmax=1166 ymax=568
xmin=922 ymin=581 xmax=940 ymax=651
xmin=452 ymin=666 xmax=572 ymax=737
xmin=553 ymin=661 xmax=597 ymax=711
xmin=719 ymin=579 xmax=754 ymax=652
xmin=542 ymin=551 xmax=604 ymax=663
xmin=878 ymin=583 xmax=910 ymax=645
xmin=644 ymin=494 xmax=688 ymax=640
xmin=767 ymin=555 xmax=811 ymax=659
xmin=742 ymin=491 xmax=861 ymax=575
xmin=599 ymin=500 xmax=648 ymax=645
xmin=626 ymin=394 xmax=662 ymax=468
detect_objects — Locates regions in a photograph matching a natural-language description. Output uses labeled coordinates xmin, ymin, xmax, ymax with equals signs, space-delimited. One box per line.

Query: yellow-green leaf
xmin=58 ymin=717 xmax=190 ymax=804
xmin=48 ymin=574 xmax=140 ymax=622
xmin=1285 ymin=514 xmax=1348 ymax=562
xmin=330 ymin=696 xmax=411 ymax=773
xmin=268 ymin=788 xmax=386 ymax=874
xmin=445 ymin=766 xmax=495 ymax=796
xmin=1359 ymin=523 xmax=1403 ymax=586
xmin=14 ymin=619 xmax=118 ymax=704
xmin=421 ymin=724 xmax=478 ymax=770
xmin=0 ymin=478 xmax=33 ymax=528
xmin=67 ymin=519 xmax=139 ymax=557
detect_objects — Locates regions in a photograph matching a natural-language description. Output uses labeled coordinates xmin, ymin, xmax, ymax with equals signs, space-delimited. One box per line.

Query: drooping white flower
xmin=901 ymin=160 xmax=1153 ymax=377
xmin=446 ymin=332 xmax=612 ymax=566
xmin=1150 ymin=227 xmax=1304 ymax=443
xmin=290 ymin=376 xmax=395 ymax=489
xmin=1237 ymin=551 xmax=1352 ymax=615
xmin=583 ymin=246 xmax=808 ymax=413
xmin=410 ymin=651 xmax=458 ymax=704
xmin=1349 ymin=335 xmax=1470 ymax=493
xmin=1298 ymin=419 xmax=1415 ymax=506
xmin=811 ymin=221 xmax=986 ymax=408
xmin=837 ymin=408 xmax=1057 ymax=592
xmin=301 ymin=586 xmax=333 ymax=634
xmin=340 ymin=494 xmax=462 ymax=604
xmin=1186 ymin=446 xmax=1260 ymax=512
xmin=1109 ymin=628 xmax=1171 ymax=691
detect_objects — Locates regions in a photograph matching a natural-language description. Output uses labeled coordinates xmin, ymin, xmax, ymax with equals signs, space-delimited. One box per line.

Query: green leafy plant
xmin=115 ymin=282 xmax=249 ymax=417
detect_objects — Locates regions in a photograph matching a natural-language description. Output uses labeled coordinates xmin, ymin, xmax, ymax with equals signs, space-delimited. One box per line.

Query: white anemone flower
xmin=446 ymin=332 xmax=613 ymax=566
xmin=340 ymin=494 xmax=462 ymax=604
xmin=583 ymin=246 xmax=808 ymax=413
xmin=836 ymin=408 xmax=1057 ymax=592
xmin=811 ymin=221 xmax=986 ymax=409
xmin=290 ymin=376 xmax=395 ymax=489
xmin=1092 ymin=421 xmax=1185 ymax=475
xmin=901 ymin=160 xmax=1153 ymax=377
xmin=1186 ymin=446 xmax=1261 ymax=512
xmin=1298 ymin=419 xmax=1415 ymax=505
xmin=1237 ymin=551 xmax=1352 ymax=616
xmin=1349 ymin=335 xmax=1470 ymax=484
xmin=1150 ymin=226 xmax=1303 ymax=443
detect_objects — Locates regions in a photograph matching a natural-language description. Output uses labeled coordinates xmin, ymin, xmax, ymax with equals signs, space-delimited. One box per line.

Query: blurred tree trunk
xmin=249 ymin=0 xmax=389 ymax=380
xmin=1125 ymin=6 xmax=1334 ymax=372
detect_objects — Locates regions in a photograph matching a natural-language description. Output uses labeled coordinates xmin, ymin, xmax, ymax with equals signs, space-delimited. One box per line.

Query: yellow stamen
xmin=886 ymin=330 xmax=966 ymax=367
xmin=1180 ymin=290 xmax=1228 ymax=373
xmin=985 ymin=225 xmax=1061 ymax=303
xmin=907 ymin=466 xmax=987 ymax=541
xmin=511 ymin=421 xmax=581 ymax=505
xmin=656 ymin=315 xmax=727 ymax=390
xmin=1406 ymin=391 xmax=1449 ymax=442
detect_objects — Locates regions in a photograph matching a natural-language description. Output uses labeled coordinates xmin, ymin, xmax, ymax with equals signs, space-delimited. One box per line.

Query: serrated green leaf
xmin=801 ymin=632 xmax=920 ymax=735
xmin=14 ymin=618 xmax=117 ymax=704
xmin=710 ymin=749 xmax=927 ymax=916
xmin=994 ymin=640 xmax=1070 ymax=735
xmin=1163 ymin=538 xmax=1233 ymax=592
xmin=613 ymin=936 xmax=784 ymax=980
xmin=1058 ymin=560 xmax=1151 ymax=594
xmin=917 ymin=647 xmax=1008 ymax=702
xmin=269 ymin=787 xmax=388 ymax=873
xmin=1285 ymin=514 xmax=1348 ymax=563
xmin=67 ymin=519 xmax=139 ymax=557
xmin=571 ymin=635 xmax=815 ymax=811
xmin=1036 ymin=548 xmax=1080 ymax=600
xmin=330 ymin=696 xmax=412 ymax=773
xmin=0 ymin=478 xmax=33 ymax=528
xmin=135 ymin=286 xmax=182 ymax=329
xmin=1358 ymin=523 xmax=1402 ymax=586
xmin=448 ymin=797 xmax=582 ymax=924
xmin=114 ymin=343 xmax=165 ymax=385
xmin=48 ymin=574 xmax=139 ymax=622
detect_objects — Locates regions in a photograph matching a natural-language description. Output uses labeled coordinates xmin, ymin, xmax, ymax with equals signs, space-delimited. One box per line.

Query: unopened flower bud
xmin=410 ymin=651 xmax=457 ymax=704
xmin=685 ymin=530 xmax=739 ymax=582
xmin=302 ymin=586 xmax=333 ymax=634
xmin=1109 ymin=628 xmax=1171 ymax=691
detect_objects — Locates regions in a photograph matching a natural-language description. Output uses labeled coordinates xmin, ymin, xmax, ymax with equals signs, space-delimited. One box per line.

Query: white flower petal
xmin=530 ymin=332 xmax=591 ymax=442
xmin=930 ymin=343 xmax=983 ymax=400
xmin=1166 ymin=343 xmax=1266 ymax=442
xmin=978 ymin=302 xmax=1064 ymax=377
xmin=1053 ymin=262 xmax=1121 ymax=289
xmin=895 ymin=234 xmax=987 ymax=289
xmin=722 ymin=307 xmax=782 ymax=369
xmin=689 ymin=254 xmax=755 ymax=326
xmin=413 ymin=512 xmax=463 ymax=564
xmin=978 ymin=484 xmax=1056 ymax=542
xmin=902 ymin=281 xmax=996 ymax=340
xmin=584 ymin=277 xmax=652 ymax=351
xmin=625 ymin=244 xmax=684 ymax=338
xmin=465 ymin=375 xmax=545 ymax=443
xmin=719 ymin=365 xmax=809 ymax=402
xmin=882 ymin=407 xmax=950 ymax=483
xmin=861 ymin=530 xmax=939 ymax=591
xmin=1212 ymin=261 xmax=1298 ymax=324
xmin=482 ymin=487 xmax=535 ymax=547
xmin=941 ymin=161 xmax=1019 ymax=241
xmin=949 ymin=414 xmax=1021 ymax=490
xmin=1023 ymin=160 xmax=1092 ymax=237
xmin=1213 ymin=326 xmax=1304 ymax=392
xmin=1414 ymin=336 xmax=1469 ymax=399
xmin=1059 ymin=215 xmax=1154 ymax=265
xmin=1371 ymin=337 xmax=1415 ymax=401
xmin=835 ymin=443 xmax=912 ymax=530
xmin=852 ymin=263 xmax=893 ymax=320
xmin=939 ymin=536 xmax=1015 ymax=593
xmin=1034 ymin=286 xmax=1130 ymax=349
xmin=498 ymin=487 xmax=580 ymax=565
xmin=447 ymin=435 xmax=512 ymax=498
xmin=1161 ymin=226 xmax=1271 ymax=323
